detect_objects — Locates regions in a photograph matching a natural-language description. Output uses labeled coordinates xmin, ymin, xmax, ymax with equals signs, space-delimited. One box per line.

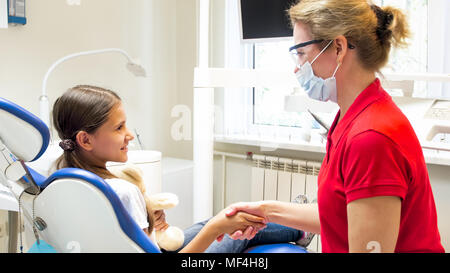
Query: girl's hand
xmin=153 ymin=210 xmax=169 ymax=231
xmin=179 ymin=208 xmax=266 ymax=253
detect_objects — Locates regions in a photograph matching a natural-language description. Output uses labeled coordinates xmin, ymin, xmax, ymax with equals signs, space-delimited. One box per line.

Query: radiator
xmin=250 ymin=155 xmax=322 ymax=253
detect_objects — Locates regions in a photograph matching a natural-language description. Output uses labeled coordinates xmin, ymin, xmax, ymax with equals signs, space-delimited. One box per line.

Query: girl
xmin=52 ymin=85 xmax=305 ymax=253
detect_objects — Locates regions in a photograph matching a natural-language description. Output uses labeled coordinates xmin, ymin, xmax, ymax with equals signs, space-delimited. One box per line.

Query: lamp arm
xmin=39 ymin=48 xmax=135 ymax=126
xmin=41 ymin=48 xmax=133 ymax=97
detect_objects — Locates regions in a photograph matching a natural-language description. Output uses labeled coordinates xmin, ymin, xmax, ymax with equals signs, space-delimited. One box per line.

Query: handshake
xmin=213 ymin=201 xmax=269 ymax=242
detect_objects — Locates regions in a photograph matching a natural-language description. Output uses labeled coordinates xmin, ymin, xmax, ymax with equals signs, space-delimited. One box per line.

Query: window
xmin=373 ymin=0 xmax=428 ymax=74
xmin=253 ymin=41 xmax=309 ymax=128
xmin=221 ymin=0 xmax=449 ymax=139
xmin=252 ymin=0 xmax=429 ymax=128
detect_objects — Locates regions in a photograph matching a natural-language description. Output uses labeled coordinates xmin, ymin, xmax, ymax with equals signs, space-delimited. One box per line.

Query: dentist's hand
xmin=209 ymin=208 xmax=266 ymax=242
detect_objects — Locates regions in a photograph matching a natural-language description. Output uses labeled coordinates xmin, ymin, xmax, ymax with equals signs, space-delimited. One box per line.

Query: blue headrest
xmin=0 ymin=97 xmax=50 ymax=162
xmin=39 ymin=168 xmax=161 ymax=253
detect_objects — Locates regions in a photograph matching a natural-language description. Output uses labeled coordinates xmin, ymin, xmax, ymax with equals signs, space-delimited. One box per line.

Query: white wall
xmin=0 ymin=0 xmax=199 ymax=253
xmin=173 ymin=0 xmax=197 ymax=159
xmin=427 ymin=164 xmax=450 ymax=252
xmin=0 ymin=0 xmax=197 ymax=160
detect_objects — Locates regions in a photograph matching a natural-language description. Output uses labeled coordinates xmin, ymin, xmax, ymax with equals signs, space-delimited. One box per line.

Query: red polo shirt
xmin=317 ymin=78 xmax=444 ymax=253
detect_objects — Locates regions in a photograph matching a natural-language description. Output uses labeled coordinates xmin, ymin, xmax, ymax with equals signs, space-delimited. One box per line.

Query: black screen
xmin=240 ymin=0 xmax=297 ymax=40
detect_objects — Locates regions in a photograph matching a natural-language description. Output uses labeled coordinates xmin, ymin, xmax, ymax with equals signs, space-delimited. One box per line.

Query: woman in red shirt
xmin=224 ymin=0 xmax=444 ymax=253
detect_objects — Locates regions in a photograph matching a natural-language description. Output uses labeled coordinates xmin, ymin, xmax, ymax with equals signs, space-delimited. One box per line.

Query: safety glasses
xmin=289 ymin=39 xmax=355 ymax=67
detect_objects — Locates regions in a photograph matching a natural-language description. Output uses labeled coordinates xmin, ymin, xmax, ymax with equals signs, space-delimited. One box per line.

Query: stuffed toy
xmin=109 ymin=164 xmax=185 ymax=251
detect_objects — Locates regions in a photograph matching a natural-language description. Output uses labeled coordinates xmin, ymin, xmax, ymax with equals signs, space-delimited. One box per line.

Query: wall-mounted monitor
xmin=239 ymin=0 xmax=297 ymax=43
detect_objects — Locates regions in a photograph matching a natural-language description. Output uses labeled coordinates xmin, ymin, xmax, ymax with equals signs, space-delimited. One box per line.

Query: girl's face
xmin=89 ymin=102 xmax=134 ymax=164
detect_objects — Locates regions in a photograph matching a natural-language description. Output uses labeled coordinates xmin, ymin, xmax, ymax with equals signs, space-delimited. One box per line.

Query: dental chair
xmin=0 ymin=97 xmax=160 ymax=253
xmin=0 ymin=96 xmax=306 ymax=253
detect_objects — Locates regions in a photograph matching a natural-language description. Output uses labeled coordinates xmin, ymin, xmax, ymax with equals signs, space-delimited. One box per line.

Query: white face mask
xmin=295 ymin=40 xmax=340 ymax=103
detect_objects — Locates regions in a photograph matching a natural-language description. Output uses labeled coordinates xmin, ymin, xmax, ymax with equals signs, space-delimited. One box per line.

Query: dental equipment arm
xmin=307 ymin=109 xmax=330 ymax=133
xmin=39 ymin=48 xmax=147 ymax=126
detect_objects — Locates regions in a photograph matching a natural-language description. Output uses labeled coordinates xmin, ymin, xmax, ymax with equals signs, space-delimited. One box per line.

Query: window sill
xmin=422 ymin=149 xmax=450 ymax=167
xmin=214 ymin=134 xmax=450 ymax=167
xmin=214 ymin=134 xmax=326 ymax=154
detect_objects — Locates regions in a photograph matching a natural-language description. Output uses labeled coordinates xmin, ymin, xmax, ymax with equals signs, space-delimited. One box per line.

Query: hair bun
xmin=59 ymin=139 xmax=76 ymax=151
xmin=371 ymin=5 xmax=394 ymax=44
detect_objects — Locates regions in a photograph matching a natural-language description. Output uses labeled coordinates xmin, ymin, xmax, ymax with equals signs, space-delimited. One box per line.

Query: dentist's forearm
xmin=262 ymin=201 xmax=321 ymax=234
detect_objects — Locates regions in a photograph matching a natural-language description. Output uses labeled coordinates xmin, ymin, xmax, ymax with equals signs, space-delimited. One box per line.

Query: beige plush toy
xmin=109 ymin=164 xmax=185 ymax=251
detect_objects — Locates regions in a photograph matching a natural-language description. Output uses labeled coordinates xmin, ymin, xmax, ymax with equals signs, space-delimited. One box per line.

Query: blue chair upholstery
xmin=245 ymin=243 xmax=308 ymax=253
xmin=23 ymin=166 xmax=47 ymax=187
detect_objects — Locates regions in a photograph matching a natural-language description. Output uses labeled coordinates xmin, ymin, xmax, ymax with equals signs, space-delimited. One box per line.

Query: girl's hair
xmin=53 ymin=85 xmax=121 ymax=179
xmin=288 ymin=0 xmax=410 ymax=72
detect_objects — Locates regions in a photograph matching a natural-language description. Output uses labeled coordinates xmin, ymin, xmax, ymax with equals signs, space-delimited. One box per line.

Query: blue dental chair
xmin=0 ymin=97 xmax=160 ymax=253
xmin=0 ymin=97 xmax=306 ymax=253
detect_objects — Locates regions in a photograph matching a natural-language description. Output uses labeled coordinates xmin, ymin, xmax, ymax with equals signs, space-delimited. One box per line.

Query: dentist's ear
xmin=75 ymin=131 xmax=94 ymax=152
xmin=334 ymin=35 xmax=348 ymax=65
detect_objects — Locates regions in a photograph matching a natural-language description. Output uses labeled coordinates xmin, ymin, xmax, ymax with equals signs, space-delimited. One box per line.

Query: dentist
xmin=225 ymin=0 xmax=444 ymax=253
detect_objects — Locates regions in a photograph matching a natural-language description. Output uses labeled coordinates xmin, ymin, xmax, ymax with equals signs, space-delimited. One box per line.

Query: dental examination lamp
xmin=39 ymin=48 xmax=147 ymax=127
